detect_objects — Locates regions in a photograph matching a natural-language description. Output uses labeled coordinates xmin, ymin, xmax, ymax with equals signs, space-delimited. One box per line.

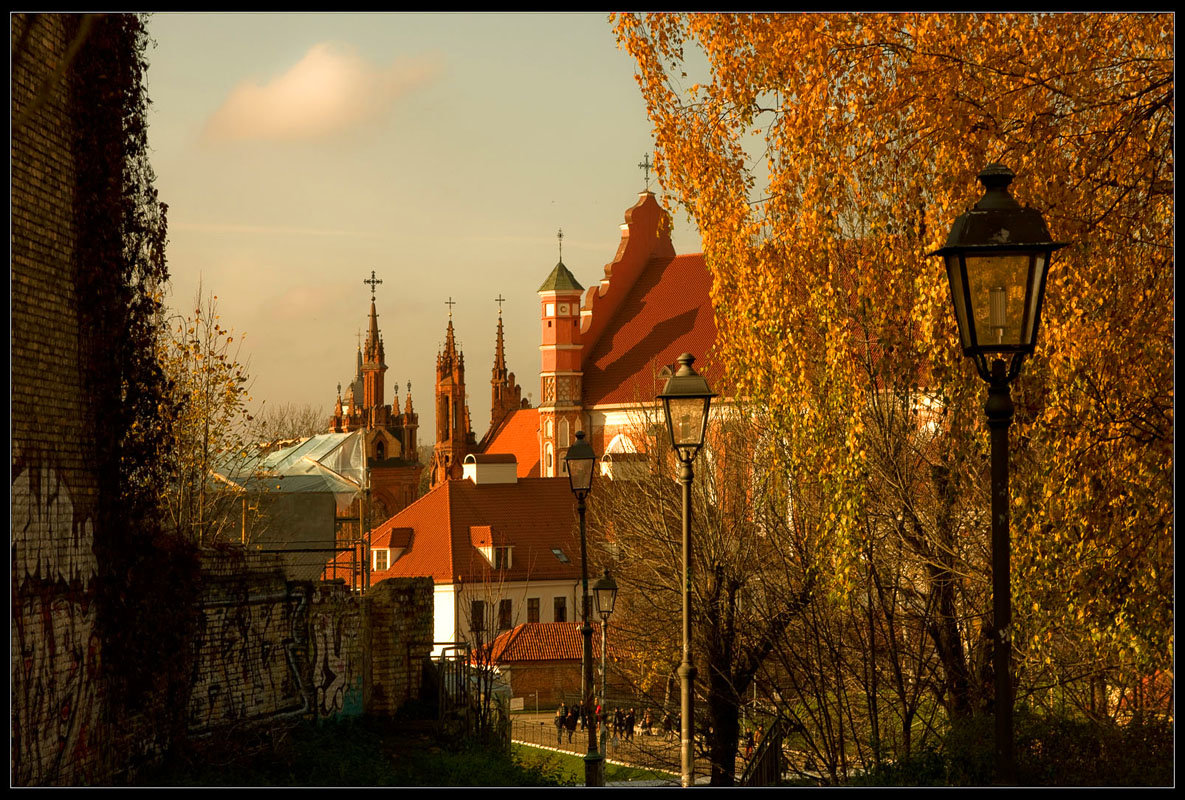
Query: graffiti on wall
xmin=11 ymin=462 xmax=102 ymax=785
xmin=310 ymin=584 xmax=362 ymax=718
xmin=188 ymin=574 xmax=363 ymax=736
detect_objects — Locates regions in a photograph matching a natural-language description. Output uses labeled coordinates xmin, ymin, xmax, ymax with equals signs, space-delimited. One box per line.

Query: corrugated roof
xmin=581 ymin=253 xmax=721 ymax=407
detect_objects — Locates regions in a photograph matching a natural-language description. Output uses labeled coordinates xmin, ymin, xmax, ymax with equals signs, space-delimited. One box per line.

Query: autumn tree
xmin=614 ymin=12 xmax=1173 ymax=727
xmin=251 ymin=400 xmax=327 ymax=442
xmin=158 ymin=289 xmax=255 ymax=544
xmin=589 ymin=401 xmax=817 ymax=785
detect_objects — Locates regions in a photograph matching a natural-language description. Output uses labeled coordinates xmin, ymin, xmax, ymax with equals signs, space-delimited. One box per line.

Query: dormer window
xmin=376 ymin=440 xmax=385 ymax=460
xmin=494 ymin=546 xmax=512 ymax=570
xmin=373 ymin=548 xmax=389 ymax=572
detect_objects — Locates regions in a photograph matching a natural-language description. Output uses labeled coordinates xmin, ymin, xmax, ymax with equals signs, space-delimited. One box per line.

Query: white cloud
xmin=204 ymin=42 xmax=441 ymax=142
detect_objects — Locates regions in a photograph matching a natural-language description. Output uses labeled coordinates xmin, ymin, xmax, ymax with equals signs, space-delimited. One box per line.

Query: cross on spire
xmin=445 ymin=296 xmax=456 ymax=317
xmin=495 ymin=293 xmax=506 ymax=315
xmin=363 ymin=270 xmax=383 ymax=300
xmin=557 ymin=228 xmax=564 ymax=262
xmin=639 ymin=153 xmax=653 ymax=190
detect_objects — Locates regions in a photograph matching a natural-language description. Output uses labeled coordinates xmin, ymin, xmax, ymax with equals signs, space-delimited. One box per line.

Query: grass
xmin=511 ymin=743 xmax=678 ymax=785
xmin=134 ymin=717 xmax=570 ymax=787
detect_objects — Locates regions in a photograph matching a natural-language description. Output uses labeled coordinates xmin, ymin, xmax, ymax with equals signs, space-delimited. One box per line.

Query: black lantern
xmin=565 ymin=430 xmax=596 ymax=498
xmin=932 ymin=164 xmax=1066 ymax=372
xmin=593 ymin=569 xmax=618 ymax=620
xmin=658 ymin=353 xmax=717 ymax=461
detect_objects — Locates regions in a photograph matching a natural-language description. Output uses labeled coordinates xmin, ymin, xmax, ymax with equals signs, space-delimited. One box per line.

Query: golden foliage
xmin=615 ymin=12 xmax=1172 ymax=704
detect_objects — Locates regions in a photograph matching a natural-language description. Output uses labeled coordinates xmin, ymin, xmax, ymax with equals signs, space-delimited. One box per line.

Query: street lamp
xmin=658 ymin=353 xmax=717 ymax=787
xmin=593 ymin=568 xmax=619 ymax=760
xmin=932 ymin=163 xmax=1065 ymax=784
xmin=565 ymin=430 xmax=602 ymax=787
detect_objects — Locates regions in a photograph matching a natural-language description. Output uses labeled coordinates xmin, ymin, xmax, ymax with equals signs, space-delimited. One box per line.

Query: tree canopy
xmin=614 ymin=11 xmax=1172 ymax=719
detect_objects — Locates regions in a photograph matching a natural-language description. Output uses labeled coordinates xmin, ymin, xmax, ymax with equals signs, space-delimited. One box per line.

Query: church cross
xmin=445 ymin=296 xmax=456 ymax=317
xmin=363 ymin=270 xmax=383 ymax=300
xmin=495 ymin=293 xmax=506 ymax=314
xmin=638 ymin=154 xmax=653 ymax=190
xmin=557 ymin=228 xmax=564 ymax=262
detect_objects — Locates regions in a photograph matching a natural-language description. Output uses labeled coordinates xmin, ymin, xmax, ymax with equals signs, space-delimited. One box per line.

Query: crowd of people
xmin=552 ymin=701 xmax=689 ymax=746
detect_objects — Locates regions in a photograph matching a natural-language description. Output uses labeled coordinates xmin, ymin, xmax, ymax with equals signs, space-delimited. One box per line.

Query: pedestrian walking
xmin=555 ymin=704 xmax=566 ymax=744
xmin=662 ymin=711 xmax=674 ymax=740
xmin=565 ymin=707 xmax=578 ymax=743
xmin=626 ymin=708 xmax=636 ymax=741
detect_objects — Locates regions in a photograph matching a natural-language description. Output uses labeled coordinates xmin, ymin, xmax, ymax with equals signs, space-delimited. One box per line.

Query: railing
xmin=740 ymin=717 xmax=786 ymax=787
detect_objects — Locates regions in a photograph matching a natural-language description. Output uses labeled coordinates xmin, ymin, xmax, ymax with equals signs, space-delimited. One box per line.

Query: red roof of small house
xmin=478 ymin=621 xmax=623 ymax=664
xmin=478 ymin=407 xmax=540 ymax=477
xmin=332 ymin=475 xmax=581 ymax=586
xmin=581 ymin=253 xmax=721 ymax=408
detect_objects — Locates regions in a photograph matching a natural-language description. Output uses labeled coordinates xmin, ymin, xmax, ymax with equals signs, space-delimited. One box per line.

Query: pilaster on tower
xmin=537 ymin=242 xmax=585 ymax=478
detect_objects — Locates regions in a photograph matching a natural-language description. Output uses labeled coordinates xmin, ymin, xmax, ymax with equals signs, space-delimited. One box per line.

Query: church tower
xmin=537 ymin=229 xmax=585 ymax=478
xmin=489 ymin=298 xmax=524 ymax=433
xmin=431 ymin=301 xmax=475 ymax=487
xmin=328 ymin=271 xmax=422 ymax=526
xmin=361 ymin=297 xmax=387 ymax=428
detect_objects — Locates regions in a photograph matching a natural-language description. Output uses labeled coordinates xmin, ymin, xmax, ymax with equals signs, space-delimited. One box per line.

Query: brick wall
xmin=189 ymin=548 xmax=368 ymax=736
xmin=11 ymin=13 xmax=106 ymax=786
xmin=362 ymin=577 xmax=435 ymax=716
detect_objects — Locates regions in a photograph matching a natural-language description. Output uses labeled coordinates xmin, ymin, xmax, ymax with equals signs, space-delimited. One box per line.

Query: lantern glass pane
xmin=965 ymin=254 xmax=1031 ymax=350
xmin=667 ymin=396 xmax=707 ymax=449
xmin=1022 ymin=252 xmax=1049 ymax=345
xmin=944 ymin=254 xmax=972 ymax=350
xmin=595 ymin=585 xmax=617 ymax=617
xmin=567 ymin=456 xmax=594 ymax=493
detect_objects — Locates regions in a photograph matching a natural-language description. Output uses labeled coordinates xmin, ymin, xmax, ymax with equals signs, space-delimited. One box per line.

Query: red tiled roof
xmin=479 ymin=407 xmax=540 ymax=477
xmin=581 ymin=253 xmax=721 ymax=408
xmin=340 ymin=475 xmax=581 ymax=586
xmin=480 ymin=621 xmax=623 ymax=664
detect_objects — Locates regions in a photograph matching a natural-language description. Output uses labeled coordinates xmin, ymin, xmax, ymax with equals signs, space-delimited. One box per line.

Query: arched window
xmin=375 ymin=440 xmax=385 ymax=460
xmin=545 ymin=443 xmax=554 ymax=477
xmin=559 ymin=418 xmax=570 ymax=448
xmin=545 ymin=418 xmax=554 ymax=439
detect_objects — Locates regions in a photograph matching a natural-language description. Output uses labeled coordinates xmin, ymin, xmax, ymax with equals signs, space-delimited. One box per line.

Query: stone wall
xmin=11 ymin=13 xmax=105 ymax=786
xmin=189 ymin=551 xmax=433 ymax=738
xmin=363 ymin=577 xmax=435 ymax=716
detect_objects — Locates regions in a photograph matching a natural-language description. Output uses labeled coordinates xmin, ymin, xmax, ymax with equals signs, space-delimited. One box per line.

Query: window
xmin=494 ymin=546 xmax=511 ymax=570
xmin=527 ymin=597 xmax=540 ymax=624
xmin=546 ymin=302 xmax=555 ymax=317
xmin=498 ymin=599 xmax=512 ymax=631
xmin=470 ymin=599 xmax=486 ymax=634
xmin=553 ymin=596 xmax=567 ymax=623
xmin=376 ymin=440 xmax=385 ymax=460
xmin=559 ymin=418 xmax=570 ymax=448
xmin=551 ymin=547 xmax=569 ymax=563
xmin=373 ymin=548 xmax=389 ymax=572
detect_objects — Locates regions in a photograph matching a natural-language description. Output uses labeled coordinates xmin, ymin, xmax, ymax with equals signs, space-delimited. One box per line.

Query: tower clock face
xmin=558 ymin=303 xmax=569 ymax=316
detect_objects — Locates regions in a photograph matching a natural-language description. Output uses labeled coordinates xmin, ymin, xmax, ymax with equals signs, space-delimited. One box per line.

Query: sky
xmin=144 ymin=12 xmax=702 ymax=443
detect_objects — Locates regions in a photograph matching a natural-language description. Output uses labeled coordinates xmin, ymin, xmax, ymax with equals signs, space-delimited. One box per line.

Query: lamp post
xmin=594 ymin=568 xmax=619 ymax=762
xmin=658 ymin=353 xmax=717 ymax=788
xmin=932 ymin=163 xmax=1065 ymax=784
xmin=565 ymin=430 xmax=601 ymax=787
